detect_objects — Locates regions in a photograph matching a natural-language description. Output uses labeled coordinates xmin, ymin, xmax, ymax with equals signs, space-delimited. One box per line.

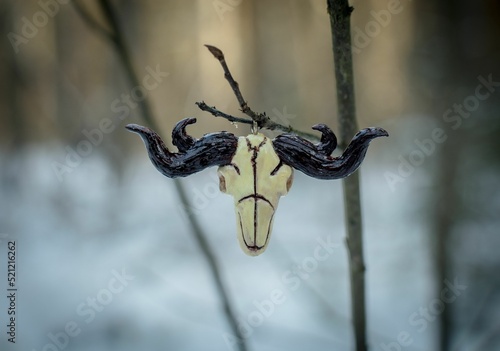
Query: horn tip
xmin=125 ymin=124 xmax=140 ymax=132
xmin=125 ymin=123 xmax=152 ymax=136
xmin=358 ymin=127 xmax=389 ymax=138
xmin=377 ymin=127 xmax=389 ymax=137
xmin=311 ymin=124 xmax=329 ymax=131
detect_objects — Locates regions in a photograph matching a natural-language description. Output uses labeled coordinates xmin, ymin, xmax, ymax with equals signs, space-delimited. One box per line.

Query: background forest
xmin=1 ymin=0 xmax=499 ymax=351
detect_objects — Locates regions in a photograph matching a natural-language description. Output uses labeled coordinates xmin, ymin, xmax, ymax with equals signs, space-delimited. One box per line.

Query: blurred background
xmin=1 ymin=0 xmax=499 ymax=350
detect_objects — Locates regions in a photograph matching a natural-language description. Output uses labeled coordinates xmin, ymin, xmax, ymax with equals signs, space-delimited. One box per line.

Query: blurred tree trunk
xmin=433 ymin=132 xmax=460 ymax=351
xmin=327 ymin=1 xmax=367 ymax=350
xmin=1 ymin=2 xmax=26 ymax=148
xmin=0 ymin=1 xmax=28 ymax=203
xmin=412 ymin=11 xmax=459 ymax=351
xmin=411 ymin=0 xmax=484 ymax=349
xmin=55 ymin=5 xmax=74 ymax=134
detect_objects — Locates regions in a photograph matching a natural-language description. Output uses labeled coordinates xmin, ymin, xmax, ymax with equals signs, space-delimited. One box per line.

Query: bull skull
xmin=126 ymin=118 xmax=388 ymax=256
xmin=217 ymin=134 xmax=293 ymax=256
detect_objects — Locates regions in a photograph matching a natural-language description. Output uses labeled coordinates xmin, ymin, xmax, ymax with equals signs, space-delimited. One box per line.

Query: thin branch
xmin=73 ymin=2 xmax=248 ymax=350
xmin=97 ymin=0 xmax=155 ymax=127
xmin=196 ymin=101 xmax=320 ymax=141
xmin=205 ymin=45 xmax=258 ymax=120
xmin=174 ymin=183 xmax=247 ymax=349
xmin=327 ymin=1 xmax=367 ymax=351
xmin=255 ymin=115 xmax=322 ymax=141
xmin=203 ymin=45 xmax=320 ymax=142
xmin=72 ymin=1 xmax=115 ymax=42
xmin=196 ymin=101 xmax=254 ymax=125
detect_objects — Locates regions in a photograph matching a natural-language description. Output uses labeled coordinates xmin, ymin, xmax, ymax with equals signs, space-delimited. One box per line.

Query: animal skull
xmin=218 ymin=134 xmax=293 ymax=256
xmin=125 ymin=118 xmax=388 ymax=256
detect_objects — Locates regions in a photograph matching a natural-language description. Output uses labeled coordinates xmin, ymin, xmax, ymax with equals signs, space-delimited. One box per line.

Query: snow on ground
xmin=0 ymin=142 xmax=471 ymax=351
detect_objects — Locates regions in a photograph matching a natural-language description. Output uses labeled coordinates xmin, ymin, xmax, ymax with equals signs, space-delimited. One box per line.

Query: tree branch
xmin=202 ymin=45 xmax=321 ymax=142
xmin=72 ymin=1 xmax=115 ymax=42
xmin=196 ymin=101 xmax=254 ymax=125
xmin=205 ymin=45 xmax=257 ymax=120
xmin=327 ymin=1 xmax=367 ymax=351
xmin=73 ymin=2 xmax=248 ymax=350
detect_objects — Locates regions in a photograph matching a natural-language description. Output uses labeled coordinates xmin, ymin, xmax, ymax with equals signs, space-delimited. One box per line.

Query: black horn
xmin=272 ymin=124 xmax=388 ymax=180
xmin=125 ymin=118 xmax=238 ymax=178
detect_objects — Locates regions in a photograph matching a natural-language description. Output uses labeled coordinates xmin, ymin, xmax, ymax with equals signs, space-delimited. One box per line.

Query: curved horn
xmin=171 ymin=117 xmax=196 ymax=152
xmin=272 ymin=124 xmax=388 ymax=180
xmin=312 ymin=124 xmax=337 ymax=155
xmin=125 ymin=118 xmax=238 ymax=178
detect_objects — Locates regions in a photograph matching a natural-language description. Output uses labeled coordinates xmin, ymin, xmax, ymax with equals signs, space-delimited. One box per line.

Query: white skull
xmin=218 ymin=133 xmax=294 ymax=256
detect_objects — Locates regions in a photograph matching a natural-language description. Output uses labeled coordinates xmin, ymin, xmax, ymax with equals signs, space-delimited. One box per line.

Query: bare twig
xmin=202 ymin=45 xmax=320 ymax=142
xmin=72 ymin=1 xmax=115 ymax=42
xmin=205 ymin=45 xmax=258 ymax=120
xmin=196 ymin=100 xmax=320 ymax=141
xmin=174 ymin=183 xmax=248 ymax=349
xmin=327 ymin=1 xmax=367 ymax=351
xmin=196 ymin=101 xmax=253 ymax=125
xmin=73 ymin=2 xmax=248 ymax=350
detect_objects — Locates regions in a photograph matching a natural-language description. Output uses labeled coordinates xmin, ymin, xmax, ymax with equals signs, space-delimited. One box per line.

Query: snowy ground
xmin=0 ymin=138 xmax=487 ymax=351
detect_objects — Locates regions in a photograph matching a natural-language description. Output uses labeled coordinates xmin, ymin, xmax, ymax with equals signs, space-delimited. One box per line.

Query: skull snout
xmin=236 ymin=195 xmax=276 ymax=256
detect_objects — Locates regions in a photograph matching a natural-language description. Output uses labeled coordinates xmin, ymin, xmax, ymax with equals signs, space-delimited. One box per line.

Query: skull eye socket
xmin=219 ymin=173 xmax=227 ymax=193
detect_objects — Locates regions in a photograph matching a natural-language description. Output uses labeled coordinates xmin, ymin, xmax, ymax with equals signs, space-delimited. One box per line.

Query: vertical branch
xmin=96 ymin=0 xmax=155 ymax=127
xmin=73 ymin=2 xmax=248 ymax=350
xmin=175 ymin=183 xmax=247 ymax=350
xmin=326 ymin=1 xmax=367 ymax=351
xmin=433 ymin=140 xmax=457 ymax=351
